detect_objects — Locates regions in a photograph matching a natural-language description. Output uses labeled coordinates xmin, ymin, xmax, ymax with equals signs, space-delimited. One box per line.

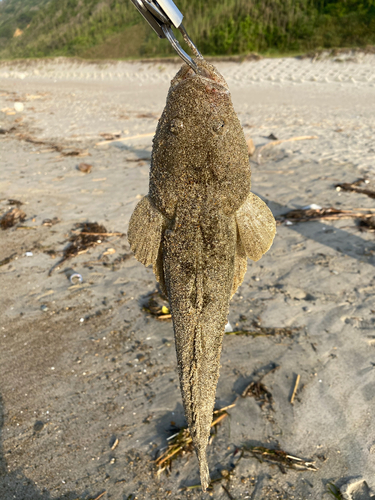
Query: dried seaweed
xmin=8 ymin=199 xmax=23 ymax=206
xmin=18 ymin=134 xmax=88 ymax=156
xmin=226 ymin=321 xmax=298 ymax=338
xmin=335 ymin=179 xmax=375 ymax=199
xmin=0 ymin=207 xmax=26 ymax=229
xmin=358 ymin=216 xmax=375 ymax=232
xmin=244 ymin=446 xmax=318 ymax=473
xmin=155 ymin=408 xmax=230 ymax=474
xmin=48 ymin=222 xmax=123 ymax=275
xmin=241 ymin=365 xmax=280 ymax=410
xmin=277 ymin=206 xmax=375 ymax=225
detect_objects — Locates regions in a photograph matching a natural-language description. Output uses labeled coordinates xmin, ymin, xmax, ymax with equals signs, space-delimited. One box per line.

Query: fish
xmin=128 ymin=58 xmax=276 ymax=491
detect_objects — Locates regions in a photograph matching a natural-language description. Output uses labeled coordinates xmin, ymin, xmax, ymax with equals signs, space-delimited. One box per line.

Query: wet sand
xmin=0 ymin=54 xmax=375 ymax=500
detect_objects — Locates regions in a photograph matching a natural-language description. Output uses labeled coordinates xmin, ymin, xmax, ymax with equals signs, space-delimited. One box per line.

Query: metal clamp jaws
xmin=130 ymin=0 xmax=203 ymax=73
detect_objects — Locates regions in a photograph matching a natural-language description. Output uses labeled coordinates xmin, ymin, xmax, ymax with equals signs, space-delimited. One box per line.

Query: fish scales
xmin=128 ymin=59 xmax=276 ymax=491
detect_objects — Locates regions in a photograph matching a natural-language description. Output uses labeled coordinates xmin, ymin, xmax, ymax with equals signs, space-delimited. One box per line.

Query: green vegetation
xmin=327 ymin=482 xmax=344 ymax=500
xmin=0 ymin=0 xmax=375 ymax=60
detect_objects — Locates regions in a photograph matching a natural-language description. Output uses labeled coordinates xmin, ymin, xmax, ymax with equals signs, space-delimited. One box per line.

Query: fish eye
xmin=170 ymin=118 xmax=184 ymax=135
xmin=212 ymin=120 xmax=225 ymax=134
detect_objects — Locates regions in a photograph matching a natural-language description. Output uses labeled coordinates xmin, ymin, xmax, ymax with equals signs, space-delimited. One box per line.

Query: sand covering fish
xmin=128 ymin=58 xmax=276 ymax=490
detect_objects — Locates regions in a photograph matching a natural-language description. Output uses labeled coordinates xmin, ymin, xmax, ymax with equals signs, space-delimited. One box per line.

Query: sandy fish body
xmin=128 ymin=59 xmax=276 ymax=490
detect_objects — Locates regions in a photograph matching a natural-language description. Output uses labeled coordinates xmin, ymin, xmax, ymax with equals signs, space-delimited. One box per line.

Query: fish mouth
xmin=171 ymin=59 xmax=229 ymax=93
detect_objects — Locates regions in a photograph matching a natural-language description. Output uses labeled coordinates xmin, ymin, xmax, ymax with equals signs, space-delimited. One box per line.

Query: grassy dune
xmin=0 ymin=0 xmax=374 ymax=59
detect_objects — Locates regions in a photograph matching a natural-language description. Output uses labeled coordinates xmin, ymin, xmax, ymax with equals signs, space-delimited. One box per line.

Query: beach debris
xmin=77 ymin=162 xmax=92 ymax=174
xmin=0 ymin=125 xmax=17 ymax=134
xmin=264 ymin=133 xmax=278 ymax=140
xmin=359 ymin=216 xmax=375 ymax=232
xmin=143 ymin=291 xmax=171 ymax=320
xmin=64 ymin=268 xmax=83 ymax=284
xmin=102 ymin=248 xmax=116 ymax=257
xmin=42 ymin=217 xmax=60 ymax=226
xmin=14 ymin=102 xmax=24 ymax=112
xmin=290 ymin=374 xmax=301 ymax=404
xmin=221 ymin=484 xmax=235 ymax=500
xmin=226 ymin=320 xmax=299 ymax=338
xmin=96 ymin=132 xmax=154 ymax=146
xmin=99 ymin=131 xmax=121 ymax=141
xmin=110 ymin=437 xmax=119 ymax=451
xmin=126 ymin=156 xmax=151 ymax=163
xmin=155 ymin=407 xmax=230 ymax=475
xmin=8 ymin=199 xmax=23 ymax=206
xmin=61 ymin=149 xmax=89 ymax=157
xmin=25 ymin=252 xmax=33 ymax=257
xmin=16 ymin=225 xmax=37 ymax=230
xmin=1 ymin=107 xmax=16 ymax=115
xmin=0 ymin=253 xmax=17 ymax=267
xmin=16 ymin=133 xmax=89 ymax=157
xmin=244 ymin=445 xmax=318 ymax=473
xmin=256 ymin=135 xmax=318 ymax=163
xmin=90 ymin=492 xmax=106 ymax=500
xmin=276 ymin=206 xmax=375 ymax=225
xmin=20 ymin=134 xmax=85 ymax=156
xmin=247 ymin=137 xmax=256 ymax=156
xmin=241 ymin=364 xmax=280 ymax=410
xmin=335 ymin=178 xmax=375 ymax=199
xmin=0 ymin=207 xmax=26 ymax=229
xmin=327 ymin=482 xmax=344 ymax=500
xmin=224 ymin=321 xmax=233 ymax=332
xmin=48 ymin=222 xmax=123 ymax=275
xmin=302 ymin=203 xmax=322 ymax=210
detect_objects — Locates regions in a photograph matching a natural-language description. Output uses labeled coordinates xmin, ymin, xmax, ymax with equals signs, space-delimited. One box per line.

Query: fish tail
xmin=197 ymin=449 xmax=210 ymax=491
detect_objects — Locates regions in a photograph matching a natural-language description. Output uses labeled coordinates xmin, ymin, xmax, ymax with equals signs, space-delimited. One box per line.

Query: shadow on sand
xmin=266 ymin=198 xmax=375 ymax=267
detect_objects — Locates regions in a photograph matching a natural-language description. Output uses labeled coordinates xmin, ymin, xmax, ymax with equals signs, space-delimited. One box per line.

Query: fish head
xmin=151 ymin=59 xmax=251 ymax=216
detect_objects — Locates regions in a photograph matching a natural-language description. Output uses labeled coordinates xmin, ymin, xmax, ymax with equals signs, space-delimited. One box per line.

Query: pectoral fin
xmin=236 ymin=193 xmax=276 ymax=262
xmin=128 ymin=195 xmax=167 ymax=266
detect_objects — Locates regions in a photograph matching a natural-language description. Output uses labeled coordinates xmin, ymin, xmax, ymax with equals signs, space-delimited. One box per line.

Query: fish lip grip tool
xmin=130 ymin=0 xmax=203 ymax=72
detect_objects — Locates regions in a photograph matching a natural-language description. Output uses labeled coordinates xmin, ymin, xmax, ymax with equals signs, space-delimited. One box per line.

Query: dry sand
xmin=0 ymin=53 xmax=375 ymax=500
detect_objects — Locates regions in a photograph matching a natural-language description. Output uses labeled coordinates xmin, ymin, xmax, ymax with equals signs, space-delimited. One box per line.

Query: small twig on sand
xmin=290 ymin=374 xmax=301 ymax=404
xmin=222 ymin=484 xmax=235 ymax=500
xmin=96 ymin=132 xmax=154 ymax=146
xmin=92 ymin=492 xmax=106 ymax=500
xmin=77 ymin=232 xmax=124 ymax=236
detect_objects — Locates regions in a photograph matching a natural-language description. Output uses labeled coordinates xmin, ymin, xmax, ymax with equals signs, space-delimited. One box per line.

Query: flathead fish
xmin=128 ymin=59 xmax=276 ymax=490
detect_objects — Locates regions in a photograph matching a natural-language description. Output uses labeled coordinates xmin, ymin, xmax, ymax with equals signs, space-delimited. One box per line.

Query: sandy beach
xmin=0 ymin=53 xmax=375 ymax=500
